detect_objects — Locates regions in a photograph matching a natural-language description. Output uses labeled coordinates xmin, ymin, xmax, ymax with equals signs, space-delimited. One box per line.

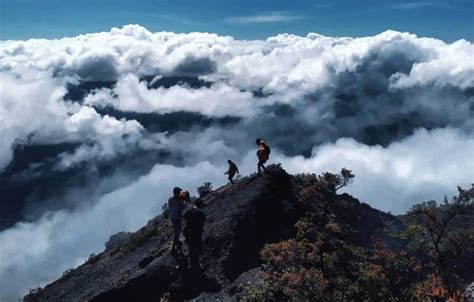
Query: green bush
xmin=240 ymin=281 xmax=273 ymax=302
xmin=86 ymin=253 xmax=101 ymax=265
xmin=123 ymin=226 xmax=157 ymax=252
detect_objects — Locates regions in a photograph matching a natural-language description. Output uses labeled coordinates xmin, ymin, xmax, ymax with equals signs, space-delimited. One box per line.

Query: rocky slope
xmin=24 ymin=166 xmax=402 ymax=302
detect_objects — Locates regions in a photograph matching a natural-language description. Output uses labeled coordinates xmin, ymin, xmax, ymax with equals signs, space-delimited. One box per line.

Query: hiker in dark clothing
xmin=168 ymin=187 xmax=190 ymax=252
xmin=256 ymin=138 xmax=270 ymax=175
xmin=224 ymin=160 xmax=239 ymax=184
xmin=183 ymin=199 xmax=206 ymax=268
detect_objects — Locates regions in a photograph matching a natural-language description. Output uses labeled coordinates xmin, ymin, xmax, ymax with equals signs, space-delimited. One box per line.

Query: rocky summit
xmin=23 ymin=166 xmax=410 ymax=301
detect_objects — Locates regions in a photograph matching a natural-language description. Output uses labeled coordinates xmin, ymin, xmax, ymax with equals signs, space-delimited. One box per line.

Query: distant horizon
xmin=1 ymin=0 xmax=473 ymax=42
xmin=1 ymin=23 xmax=472 ymax=44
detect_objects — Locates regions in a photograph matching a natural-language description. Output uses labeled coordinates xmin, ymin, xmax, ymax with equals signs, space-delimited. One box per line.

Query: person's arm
xmin=182 ymin=191 xmax=191 ymax=205
xmin=180 ymin=200 xmax=187 ymax=211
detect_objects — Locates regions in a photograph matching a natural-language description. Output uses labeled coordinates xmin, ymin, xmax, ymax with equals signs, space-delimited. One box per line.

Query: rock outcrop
xmin=24 ymin=166 xmax=400 ymax=302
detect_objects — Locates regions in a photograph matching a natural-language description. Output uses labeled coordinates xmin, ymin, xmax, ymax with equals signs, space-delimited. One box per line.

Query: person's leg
xmin=189 ymin=240 xmax=202 ymax=268
xmin=176 ymin=219 xmax=182 ymax=248
xmin=258 ymin=160 xmax=267 ymax=174
xmin=189 ymin=245 xmax=197 ymax=267
xmin=260 ymin=159 xmax=267 ymax=172
xmin=172 ymin=219 xmax=182 ymax=249
xmin=228 ymin=173 xmax=235 ymax=184
xmin=171 ymin=220 xmax=177 ymax=250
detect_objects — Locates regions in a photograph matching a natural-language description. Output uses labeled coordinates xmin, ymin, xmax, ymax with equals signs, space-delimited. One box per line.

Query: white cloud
xmin=1 ymin=25 xmax=472 ymax=94
xmin=389 ymin=39 xmax=474 ymax=90
xmin=0 ymin=72 xmax=148 ymax=171
xmin=66 ymin=106 xmax=142 ymax=138
xmin=224 ymin=11 xmax=305 ymax=24
xmin=2 ymin=25 xmax=473 ymax=124
xmin=84 ymin=74 xmax=259 ymax=117
xmin=0 ymin=72 xmax=70 ymax=170
xmin=390 ymin=2 xmax=436 ymax=10
xmin=56 ymin=106 xmax=144 ymax=169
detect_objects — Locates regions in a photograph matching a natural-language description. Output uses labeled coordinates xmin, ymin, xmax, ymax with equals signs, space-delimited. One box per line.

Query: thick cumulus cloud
xmin=0 ymin=72 xmax=67 ymax=170
xmin=0 ymin=25 xmax=473 ymax=300
xmin=57 ymin=106 xmax=144 ymax=169
xmin=84 ymin=74 xmax=258 ymax=117
xmin=0 ymin=72 xmax=144 ymax=171
xmin=272 ymin=128 xmax=474 ymax=213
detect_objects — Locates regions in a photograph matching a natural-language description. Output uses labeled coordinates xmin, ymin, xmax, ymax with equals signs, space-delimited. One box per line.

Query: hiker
xmin=168 ymin=187 xmax=190 ymax=252
xmin=256 ymin=138 xmax=270 ymax=175
xmin=183 ymin=199 xmax=206 ymax=268
xmin=224 ymin=160 xmax=239 ymax=184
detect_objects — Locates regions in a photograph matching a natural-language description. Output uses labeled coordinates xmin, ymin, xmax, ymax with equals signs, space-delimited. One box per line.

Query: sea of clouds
xmin=0 ymin=25 xmax=473 ymax=300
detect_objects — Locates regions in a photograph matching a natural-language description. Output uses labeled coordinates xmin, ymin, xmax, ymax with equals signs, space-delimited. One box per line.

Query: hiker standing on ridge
xmin=256 ymin=138 xmax=270 ymax=175
xmin=224 ymin=160 xmax=239 ymax=184
xmin=183 ymin=199 xmax=206 ymax=268
xmin=168 ymin=187 xmax=190 ymax=253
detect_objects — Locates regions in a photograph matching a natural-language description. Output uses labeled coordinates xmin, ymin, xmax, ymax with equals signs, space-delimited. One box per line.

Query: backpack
xmin=264 ymin=144 xmax=271 ymax=155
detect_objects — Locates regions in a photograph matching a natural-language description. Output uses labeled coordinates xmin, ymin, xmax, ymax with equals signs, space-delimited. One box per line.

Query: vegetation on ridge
xmin=242 ymin=169 xmax=474 ymax=301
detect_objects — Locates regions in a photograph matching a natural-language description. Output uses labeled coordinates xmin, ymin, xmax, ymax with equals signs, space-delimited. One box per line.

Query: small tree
xmin=359 ymin=236 xmax=423 ymax=300
xmin=408 ymin=185 xmax=474 ymax=299
xmin=259 ymin=169 xmax=364 ymax=301
xmin=305 ymin=168 xmax=355 ymax=194
xmin=260 ymin=212 xmax=367 ymax=301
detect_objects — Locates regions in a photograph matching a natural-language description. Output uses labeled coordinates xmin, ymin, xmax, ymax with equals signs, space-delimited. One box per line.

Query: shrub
xmin=161 ymin=203 xmax=169 ymax=219
xmin=258 ymin=174 xmax=473 ymax=301
xmin=86 ymin=253 xmax=100 ymax=265
xmin=123 ymin=226 xmax=157 ymax=252
xmin=63 ymin=268 xmax=74 ymax=276
xmin=407 ymin=185 xmax=474 ymax=300
xmin=293 ymin=168 xmax=354 ymax=206
xmin=197 ymin=182 xmax=213 ymax=198
xmin=28 ymin=287 xmax=42 ymax=295
xmin=240 ymin=281 xmax=273 ymax=302
xmin=260 ymin=212 xmax=367 ymax=301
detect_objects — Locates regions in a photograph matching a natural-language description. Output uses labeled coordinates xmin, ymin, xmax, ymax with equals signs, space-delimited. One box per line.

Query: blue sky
xmin=0 ymin=0 xmax=473 ymax=42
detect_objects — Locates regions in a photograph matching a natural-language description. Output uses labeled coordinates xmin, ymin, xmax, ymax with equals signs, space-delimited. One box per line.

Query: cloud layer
xmin=0 ymin=25 xmax=473 ymax=300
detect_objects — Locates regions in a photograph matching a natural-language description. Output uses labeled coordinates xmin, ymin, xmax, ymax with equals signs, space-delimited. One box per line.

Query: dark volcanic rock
xmin=24 ymin=166 xmax=399 ymax=302
xmin=194 ymin=268 xmax=262 ymax=301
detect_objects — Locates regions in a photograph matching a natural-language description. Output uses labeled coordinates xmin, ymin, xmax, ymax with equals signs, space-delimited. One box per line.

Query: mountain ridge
xmin=22 ymin=165 xmax=443 ymax=301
